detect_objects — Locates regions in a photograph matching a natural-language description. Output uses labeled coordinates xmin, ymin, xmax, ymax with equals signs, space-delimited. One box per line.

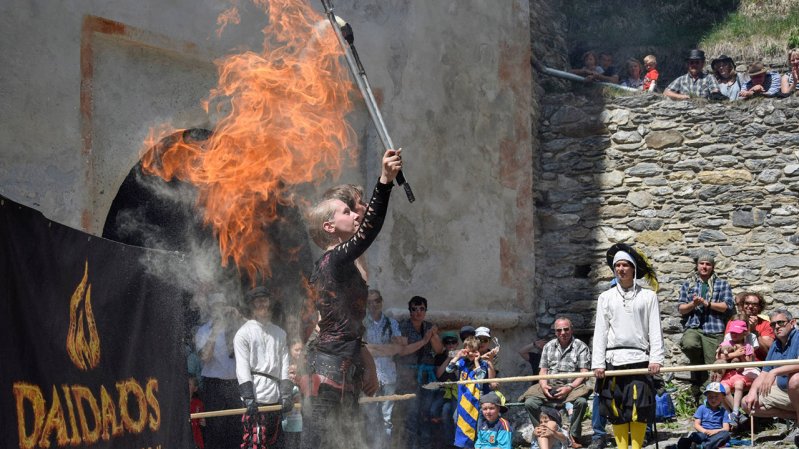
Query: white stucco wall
xmin=0 ymin=0 xmax=534 ymax=331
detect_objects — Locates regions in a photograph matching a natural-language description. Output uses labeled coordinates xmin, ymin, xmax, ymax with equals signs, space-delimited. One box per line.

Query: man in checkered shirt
xmin=665 ymin=49 xmax=721 ymax=100
xmin=678 ymin=250 xmax=734 ymax=389
xmin=519 ymin=317 xmax=591 ymax=448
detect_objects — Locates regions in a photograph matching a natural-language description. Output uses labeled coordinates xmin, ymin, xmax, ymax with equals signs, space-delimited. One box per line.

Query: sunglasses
xmin=770 ymin=320 xmax=789 ymax=329
xmin=555 ymin=328 xmax=571 ymax=333
xmin=410 ymin=306 xmax=426 ymax=312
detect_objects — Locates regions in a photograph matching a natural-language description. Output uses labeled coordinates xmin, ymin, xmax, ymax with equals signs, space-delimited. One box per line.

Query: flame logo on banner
xmin=66 ymin=260 xmax=101 ymax=370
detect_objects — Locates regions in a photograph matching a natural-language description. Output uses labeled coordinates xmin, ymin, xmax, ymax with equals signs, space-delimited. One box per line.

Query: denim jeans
xmin=677 ymin=430 xmax=730 ymax=449
xmin=592 ymin=394 xmax=607 ymax=441
xmin=364 ymin=383 xmax=396 ymax=449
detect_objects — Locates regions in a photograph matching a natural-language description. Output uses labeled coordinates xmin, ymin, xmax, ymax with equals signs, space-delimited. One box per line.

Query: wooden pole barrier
xmin=191 ymin=358 xmax=799 ymax=419
xmin=424 ymin=358 xmax=799 ymax=388
xmin=190 ymin=393 xmax=418 ymax=419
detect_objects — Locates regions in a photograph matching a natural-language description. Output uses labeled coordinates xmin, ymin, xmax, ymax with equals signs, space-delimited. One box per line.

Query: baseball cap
xmin=704 ymin=382 xmax=726 ymax=395
xmin=475 ymin=326 xmax=491 ymax=338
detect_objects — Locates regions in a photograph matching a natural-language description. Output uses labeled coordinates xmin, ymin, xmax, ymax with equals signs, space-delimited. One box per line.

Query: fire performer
xmin=234 ymin=286 xmax=294 ymax=449
xmin=302 ymin=148 xmax=403 ymax=449
xmin=592 ymin=244 xmax=664 ymax=449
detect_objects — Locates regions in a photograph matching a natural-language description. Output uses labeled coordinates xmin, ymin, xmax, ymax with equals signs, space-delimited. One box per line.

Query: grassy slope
xmin=559 ymin=0 xmax=799 ymax=82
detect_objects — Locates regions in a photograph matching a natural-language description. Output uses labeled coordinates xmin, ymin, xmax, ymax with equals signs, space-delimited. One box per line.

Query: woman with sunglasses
xmin=396 ymin=296 xmax=444 ymax=449
xmin=726 ymin=292 xmax=774 ymax=361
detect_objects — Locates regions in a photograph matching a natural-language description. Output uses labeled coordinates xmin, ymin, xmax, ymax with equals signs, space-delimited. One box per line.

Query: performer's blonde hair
xmin=307 ymin=198 xmax=340 ymax=249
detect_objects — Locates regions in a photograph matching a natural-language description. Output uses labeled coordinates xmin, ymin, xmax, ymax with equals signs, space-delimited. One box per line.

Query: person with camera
xmin=519 ymin=317 xmax=591 ymax=449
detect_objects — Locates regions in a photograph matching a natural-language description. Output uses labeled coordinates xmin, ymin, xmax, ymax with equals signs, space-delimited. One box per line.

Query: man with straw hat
xmin=592 ymin=243 xmax=664 ymax=449
xmin=677 ymin=250 xmax=734 ymax=392
xmin=739 ymin=61 xmax=781 ymax=99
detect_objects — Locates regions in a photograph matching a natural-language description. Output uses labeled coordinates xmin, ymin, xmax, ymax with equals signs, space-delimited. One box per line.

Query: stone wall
xmin=534 ymin=90 xmax=799 ymax=367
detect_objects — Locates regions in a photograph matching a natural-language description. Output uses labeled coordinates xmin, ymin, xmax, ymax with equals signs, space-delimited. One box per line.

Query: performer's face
xmin=326 ymin=199 xmax=360 ymax=238
xmin=614 ymin=260 xmax=634 ymax=287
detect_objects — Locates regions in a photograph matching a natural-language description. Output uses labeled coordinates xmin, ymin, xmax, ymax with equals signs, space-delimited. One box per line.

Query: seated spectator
xmin=739 ymin=62 xmax=781 ymax=99
xmin=780 ymin=48 xmax=799 ymax=95
xmin=664 ymin=49 xmax=720 ymax=100
xmin=711 ymin=54 xmax=743 ymax=101
xmin=475 ymin=392 xmax=513 ymax=449
xmin=713 ymin=320 xmax=754 ymax=426
xmin=621 ymin=58 xmax=644 ymax=89
xmin=570 ymin=51 xmax=604 ymax=78
xmin=742 ymin=309 xmax=799 ymax=447
xmin=519 ymin=317 xmax=590 ymax=449
xmin=534 ymin=406 xmax=571 ymax=449
xmin=675 ymin=382 xmax=731 ymax=449
xmin=594 ymin=52 xmax=620 ymax=84
xmin=642 ymin=55 xmax=659 ymax=92
xmin=732 ymin=292 xmax=774 ymax=361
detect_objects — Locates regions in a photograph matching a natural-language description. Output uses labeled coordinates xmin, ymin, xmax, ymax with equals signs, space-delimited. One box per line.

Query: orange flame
xmin=142 ymin=0 xmax=357 ymax=282
xmin=67 ymin=260 xmax=101 ymax=370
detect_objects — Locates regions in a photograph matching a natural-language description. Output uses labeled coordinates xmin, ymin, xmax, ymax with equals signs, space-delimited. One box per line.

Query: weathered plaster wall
xmin=535 ymin=91 xmax=799 ymax=369
xmin=0 ymin=1 xmax=536 ymax=340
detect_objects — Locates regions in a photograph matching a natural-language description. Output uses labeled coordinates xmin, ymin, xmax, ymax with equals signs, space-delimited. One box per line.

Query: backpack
xmin=655 ymin=391 xmax=676 ymax=422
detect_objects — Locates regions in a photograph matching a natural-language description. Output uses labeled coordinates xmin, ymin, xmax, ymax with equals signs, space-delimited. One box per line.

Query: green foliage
xmin=789 ymin=29 xmax=799 ymax=49
xmin=700 ymin=7 xmax=799 ymax=60
xmin=666 ymin=382 xmax=697 ymax=420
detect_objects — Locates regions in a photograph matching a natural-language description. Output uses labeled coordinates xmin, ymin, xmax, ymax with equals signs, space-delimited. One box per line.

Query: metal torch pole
xmin=320 ymin=0 xmax=415 ymax=203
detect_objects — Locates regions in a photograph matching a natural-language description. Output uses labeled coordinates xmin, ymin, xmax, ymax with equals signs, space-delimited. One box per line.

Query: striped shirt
xmin=448 ymin=358 xmax=491 ymax=448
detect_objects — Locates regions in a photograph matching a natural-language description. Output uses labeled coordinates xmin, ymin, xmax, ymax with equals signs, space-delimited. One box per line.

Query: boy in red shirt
xmin=643 ymin=55 xmax=659 ymax=92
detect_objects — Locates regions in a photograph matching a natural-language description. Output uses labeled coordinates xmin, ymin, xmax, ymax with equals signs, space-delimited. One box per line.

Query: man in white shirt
xmin=234 ymin=286 xmax=293 ymax=449
xmin=592 ymin=244 xmax=664 ymax=449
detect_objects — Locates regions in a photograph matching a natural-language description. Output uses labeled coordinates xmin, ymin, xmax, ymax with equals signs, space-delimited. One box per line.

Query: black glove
xmin=238 ymin=381 xmax=259 ymax=416
xmin=279 ymin=379 xmax=295 ymax=413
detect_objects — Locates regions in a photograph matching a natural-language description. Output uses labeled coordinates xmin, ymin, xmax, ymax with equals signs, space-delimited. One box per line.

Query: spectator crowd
xmin=183 ymin=147 xmax=799 ymax=449
xmin=185 ymin=240 xmax=799 ymax=449
xmin=569 ymin=48 xmax=799 ymax=101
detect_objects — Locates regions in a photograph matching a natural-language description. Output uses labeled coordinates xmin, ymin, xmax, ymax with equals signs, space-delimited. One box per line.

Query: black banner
xmin=0 ymin=196 xmax=191 ymax=449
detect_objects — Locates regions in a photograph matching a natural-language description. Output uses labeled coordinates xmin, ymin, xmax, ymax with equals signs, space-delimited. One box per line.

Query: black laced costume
xmin=302 ymin=180 xmax=392 ymax=449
